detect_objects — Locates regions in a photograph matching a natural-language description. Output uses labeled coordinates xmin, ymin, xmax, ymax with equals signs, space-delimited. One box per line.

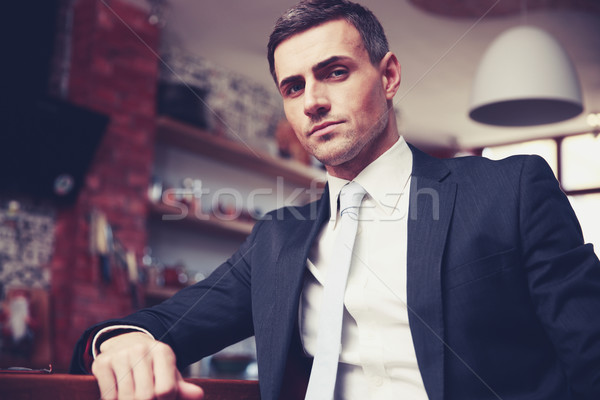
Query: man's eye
xmin=287 ymin=83 xmax=304 ymax=95
xmin=329 ymin=69 xmax=347 ymax=78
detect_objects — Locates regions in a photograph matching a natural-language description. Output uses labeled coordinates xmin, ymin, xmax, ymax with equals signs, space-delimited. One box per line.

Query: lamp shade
xmin=469 ymin=26 xmax=583 ymax=126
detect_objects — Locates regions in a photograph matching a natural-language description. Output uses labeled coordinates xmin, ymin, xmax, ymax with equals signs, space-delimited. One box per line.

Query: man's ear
xmin=380 ymin=52 xmax=401 ymax=100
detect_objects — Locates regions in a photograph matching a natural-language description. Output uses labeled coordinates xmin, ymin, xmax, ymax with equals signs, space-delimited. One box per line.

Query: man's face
xmin=274 ymin=19 xmax=399 ymax=177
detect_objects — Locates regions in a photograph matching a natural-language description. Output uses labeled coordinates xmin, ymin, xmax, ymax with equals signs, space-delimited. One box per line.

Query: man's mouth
xmin=309 ymin=121 xmax=342 ymax=137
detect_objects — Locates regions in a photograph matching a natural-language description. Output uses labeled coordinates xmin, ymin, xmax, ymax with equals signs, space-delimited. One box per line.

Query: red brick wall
xmin=49 ymin=0 xmax=159 ymax=371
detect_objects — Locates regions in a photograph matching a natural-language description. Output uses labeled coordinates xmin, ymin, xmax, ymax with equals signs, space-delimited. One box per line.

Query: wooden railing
xmin=0 ymin=373 xmax=260 ymax=400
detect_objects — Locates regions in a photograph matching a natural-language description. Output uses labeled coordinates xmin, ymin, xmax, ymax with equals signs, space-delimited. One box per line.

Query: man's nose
xmin=304 ymin=81 xmax=330 ymax=117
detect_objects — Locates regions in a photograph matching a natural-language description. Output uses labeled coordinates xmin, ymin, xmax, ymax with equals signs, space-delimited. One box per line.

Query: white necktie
xmin=305 ymin=181 xmax=367 ymax=400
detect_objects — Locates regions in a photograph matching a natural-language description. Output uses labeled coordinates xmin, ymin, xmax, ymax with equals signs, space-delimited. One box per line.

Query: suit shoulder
xmin=432 ymin=154 xmax=556 ymax=199
xmin=443 ymin=153 xmax=551 ymax=180
xmin=445 ymin=153 xmax=526 ymax=169
xmin=409 ymin=144 xmax=550 ymax=182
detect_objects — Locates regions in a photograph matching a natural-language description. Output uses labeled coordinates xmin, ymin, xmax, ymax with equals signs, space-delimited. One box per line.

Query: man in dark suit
xmin=71 ymin=1 xmax=600 ymax=399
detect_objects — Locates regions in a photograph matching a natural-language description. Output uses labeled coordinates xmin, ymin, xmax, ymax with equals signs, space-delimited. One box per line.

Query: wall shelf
xmin=155 ymin=117 xmax=326 ymax=188
xmin=147 ymin=117 xmax=323 ymax=306
xmin=148 ymin=202 xmax=254 ymax=239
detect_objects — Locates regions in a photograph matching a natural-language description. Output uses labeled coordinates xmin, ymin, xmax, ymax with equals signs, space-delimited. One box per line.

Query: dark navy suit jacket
xmin=72 ymin=146 xmax=600 ymax=400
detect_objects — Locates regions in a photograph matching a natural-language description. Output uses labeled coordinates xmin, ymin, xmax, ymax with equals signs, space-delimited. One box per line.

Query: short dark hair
xmin=267 ymin=0 xmax=389 ymax=84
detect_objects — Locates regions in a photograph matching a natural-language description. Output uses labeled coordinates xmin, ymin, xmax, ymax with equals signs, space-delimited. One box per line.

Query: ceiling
xmin=129 ymin=0 xmax=600 ymax=149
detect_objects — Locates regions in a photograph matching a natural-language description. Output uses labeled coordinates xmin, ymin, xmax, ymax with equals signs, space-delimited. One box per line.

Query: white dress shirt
xmin=299 ymin=136 xmax=428 ymax=399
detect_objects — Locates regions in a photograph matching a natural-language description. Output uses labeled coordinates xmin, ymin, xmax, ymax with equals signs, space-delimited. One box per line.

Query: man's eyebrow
xmin=278 ymin=55 xmax=352 ymax=92
xmin=279 ymin=75 xmax=302 ymax=93
xmin=312 ymin=55 xmax=351 ymax=73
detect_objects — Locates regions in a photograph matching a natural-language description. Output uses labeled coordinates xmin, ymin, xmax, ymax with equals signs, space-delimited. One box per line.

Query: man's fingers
xmin=91 ymin=355 xmax=118 ymax=400
xmin=177 ymin=380 xmax=205 ymax=400
xmin=130 ymin=344 xmax=156 ymax=400
xmin=152 ymin=344 xmax=178 ymax=400
xmin=92 ymin=332 xmax=195 ymax=400
xmin=111 ymin=354 xmax=136 ymax=400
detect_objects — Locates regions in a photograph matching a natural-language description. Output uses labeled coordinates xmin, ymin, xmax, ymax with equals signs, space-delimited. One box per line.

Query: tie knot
xmin=339 ymin=181 xmax=366 ymax=218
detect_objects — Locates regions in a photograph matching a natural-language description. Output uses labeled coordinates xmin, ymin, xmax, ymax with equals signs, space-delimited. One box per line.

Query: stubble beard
xmin=311 ymin=110 xmax=389 ymax=168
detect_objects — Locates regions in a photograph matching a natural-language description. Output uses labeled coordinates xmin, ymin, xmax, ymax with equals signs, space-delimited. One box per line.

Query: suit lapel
xmin=407 ymin=145 xmax=456 ymax=400
xmin=262 ymin=186 xmax=330 ymax=400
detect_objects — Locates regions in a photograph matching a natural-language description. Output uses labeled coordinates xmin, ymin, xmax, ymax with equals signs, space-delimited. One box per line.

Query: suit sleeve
xmin=70 ymin=218 xmax=265 ymax=373
xmin=519 ymin=155 xmax=600 ymax=399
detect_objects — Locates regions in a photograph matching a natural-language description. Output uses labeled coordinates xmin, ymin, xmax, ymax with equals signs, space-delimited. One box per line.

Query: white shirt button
xmin=371 ymin=376 xmax=384 ymax=387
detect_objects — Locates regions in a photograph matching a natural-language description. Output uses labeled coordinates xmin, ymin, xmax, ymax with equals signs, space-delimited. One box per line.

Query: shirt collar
xmin=327 ymin=136 xmax=413 ymax=223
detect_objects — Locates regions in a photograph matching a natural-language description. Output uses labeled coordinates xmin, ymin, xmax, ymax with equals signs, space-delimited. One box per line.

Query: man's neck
xmin=326 ymin=133 xmax=400 ymax=181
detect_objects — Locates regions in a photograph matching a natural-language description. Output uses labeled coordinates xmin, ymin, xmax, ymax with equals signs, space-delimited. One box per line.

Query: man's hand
xmin=91 ymin=331 xmax=204 ymax=400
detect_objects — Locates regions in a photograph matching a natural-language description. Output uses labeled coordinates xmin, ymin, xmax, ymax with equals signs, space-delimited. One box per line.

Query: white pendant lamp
xmin=469 ymin=26 xmax=583 ymax=126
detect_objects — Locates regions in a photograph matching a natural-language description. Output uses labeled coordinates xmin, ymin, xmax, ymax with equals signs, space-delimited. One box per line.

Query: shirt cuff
xmin=91 ymin=325 xmax=154 ymax=359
